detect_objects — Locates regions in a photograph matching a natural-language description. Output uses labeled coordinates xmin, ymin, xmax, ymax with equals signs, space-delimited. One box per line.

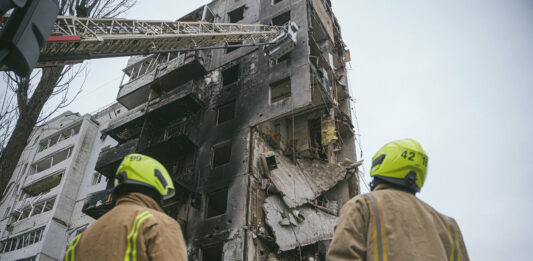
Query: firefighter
xmin=64 ymin=154 xmax=187 ymax=261
xmin=326 ymin=138 xmax=469 ymax=261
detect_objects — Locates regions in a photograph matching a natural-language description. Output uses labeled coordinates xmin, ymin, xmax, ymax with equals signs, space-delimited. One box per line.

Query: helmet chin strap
xmin=369 ymin=178 xmax=379 ymax=191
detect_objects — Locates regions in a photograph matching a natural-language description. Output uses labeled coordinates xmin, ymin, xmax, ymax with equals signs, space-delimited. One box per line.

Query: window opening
xmin=309 ymin=118 xmax=327 ymax=159
xmin=228 ymin=6 xmax=245 ymax=23
xmin=222 ymin=65 xmax=239 ymax=86
xmin=31 ymin=147 xmax=73 ymax=174
xmin=272 ymin=11 xmax=290 ymax=26
xmin=273 ymin=0 xmax=284 ymax=4
xmin=217 ymin=102 xmax=236 ymax=125
xmin=206 ymin=188 xmax=228 ymax=218
xmin=10 ymin=197 xmax=56 ymax=224
xmin=0 ymin=227 xmax=45 ymax=253
xmin=270 ymin=78 xmax=291 ymax=103
xmin=226 ymin=41 xmax=242 ymax=53
xmin=212 ymin=141 xmax=232 ymax=168
xmin=202 ymin=242 xmax=224 ymax=261
xmin=275 ymin=52 xmax=291 ymax=64
xmin=91 ymin=172 xmax=105 ymax=185
xmin=23 ymin=172 xmax=63 ymax=196
xmin=38 ymin=124 xmax=81 ymax=152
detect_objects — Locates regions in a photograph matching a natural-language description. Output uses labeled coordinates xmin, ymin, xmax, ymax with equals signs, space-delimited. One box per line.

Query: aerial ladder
xmin=0 ymin=14 xmax=299 ymax=72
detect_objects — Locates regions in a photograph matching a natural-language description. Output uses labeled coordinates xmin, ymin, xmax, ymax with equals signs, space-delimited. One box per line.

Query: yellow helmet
xmin=115 ymin=154 xmax=175 ymax=199
xmin=370 ymin=138 xmax=428 ymax=192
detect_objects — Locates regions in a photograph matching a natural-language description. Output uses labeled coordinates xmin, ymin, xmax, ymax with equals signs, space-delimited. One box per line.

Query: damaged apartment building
xmin=83 ymin=0 xmax=360 ymax=260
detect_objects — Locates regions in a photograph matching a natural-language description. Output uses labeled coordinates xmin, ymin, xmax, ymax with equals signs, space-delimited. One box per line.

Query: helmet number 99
xmin=130 ymin=155 xmax=142 ymax=161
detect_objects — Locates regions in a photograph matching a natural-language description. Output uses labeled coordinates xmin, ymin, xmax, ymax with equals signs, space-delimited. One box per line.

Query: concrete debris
xmin=261 ymin=151 xmax=348 ymax=208
xmin=263 ymin=196 xmax=338 ymax=252
xmin=340 ymin=158 xmax=364 ymax=169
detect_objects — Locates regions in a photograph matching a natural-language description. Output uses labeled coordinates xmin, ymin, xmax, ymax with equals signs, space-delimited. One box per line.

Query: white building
xmin=0 ymin=103 xmax=124 ymax=261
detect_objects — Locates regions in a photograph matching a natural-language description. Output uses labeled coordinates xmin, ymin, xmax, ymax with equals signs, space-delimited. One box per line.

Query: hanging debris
xmin=263 ymin=196 xmax=338 ymax=252
xmin=260 ymin=150 xmax=348 ymax=209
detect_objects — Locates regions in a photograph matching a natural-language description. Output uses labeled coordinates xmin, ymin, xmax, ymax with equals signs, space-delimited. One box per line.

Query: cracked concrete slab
xmin=263 ymin=195 xmax=338 ymax=252
xmin=262 ymin=151 xmax=347 ymax=208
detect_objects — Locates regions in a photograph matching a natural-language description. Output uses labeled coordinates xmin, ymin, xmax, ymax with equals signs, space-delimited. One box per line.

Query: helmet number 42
xmin=401 ymin=151 xmax=428 ymax=167
xmin=401 ymin=151 xmax=415 ymax=161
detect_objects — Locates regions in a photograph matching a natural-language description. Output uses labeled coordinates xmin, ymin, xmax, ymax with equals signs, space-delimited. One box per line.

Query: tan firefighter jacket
xmin=327 ymin=184 xmax=469 ymax=261
xmin=64 ymin=192 xmax=187 ymax=261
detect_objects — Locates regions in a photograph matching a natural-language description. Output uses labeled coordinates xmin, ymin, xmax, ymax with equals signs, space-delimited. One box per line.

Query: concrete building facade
xmin=0 ymin=103 xmax=125 ymax=261
xmin=86 ymin=0 xmax=360 ymax=260
xmin=0 ymin=112 xmax=99 ymax=260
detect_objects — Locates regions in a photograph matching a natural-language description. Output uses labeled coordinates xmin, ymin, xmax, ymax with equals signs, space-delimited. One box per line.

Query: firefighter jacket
xmin=326 ymin=184 xmax=469 ymax=261
xmin=64 ymin=192 xmax=187 ymax=261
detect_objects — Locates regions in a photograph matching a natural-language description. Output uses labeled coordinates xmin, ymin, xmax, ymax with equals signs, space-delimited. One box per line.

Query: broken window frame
xmin=270 ymin=77 xmax=292 ymax=104
xmin=205 ymin=188 xmax=229 ymax=219
xmin=91 ymin=172 xmax=105 ymax=186
xmin=216 ymin=101 xmax=236 ymax=125
xmin=0 ymin=227 xmax=45 ymax=253
xmin=10 ymin=197 xmax=56 ymax=224
xmin=211 ymin=141 xmax=232 ymax=168
xmin=31 ymin=147 xmax=74 ymax=175
xmin=222 ymin=65 xmax=239 ymax=86
xmin=37 ymin=123 xmax=81 ymax=152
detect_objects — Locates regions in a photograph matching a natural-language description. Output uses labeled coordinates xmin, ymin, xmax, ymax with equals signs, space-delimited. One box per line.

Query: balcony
xmin=106 ymin=106 xmax=146 ymax=143
xmin=82 ymin=189 xmax=113 ymax=219
xmin=146 ymin=80 xmax=206 ymax=125
xmin=95 ymin=139 xmax=138 ymax=178
xmin=117 ymin=51 xmax=208 ymax=110
xmin=96 ymin=118 xmax=198 ymax=179
xmin=106 ymin=80 xmax=206 ymax=145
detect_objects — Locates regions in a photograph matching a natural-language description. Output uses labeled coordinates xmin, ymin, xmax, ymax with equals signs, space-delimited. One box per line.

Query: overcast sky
xmin=49 ymin=0 xmax=533 ymax=260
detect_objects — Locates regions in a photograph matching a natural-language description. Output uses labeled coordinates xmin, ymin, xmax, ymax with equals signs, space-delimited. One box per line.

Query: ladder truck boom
xmin=0 ymin=15 xmax=299 ymax=70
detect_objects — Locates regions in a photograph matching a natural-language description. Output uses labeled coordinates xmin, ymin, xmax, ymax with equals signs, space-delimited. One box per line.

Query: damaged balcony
xmin=101 ymin=79 xmax=206 ymax=175
xmin=96 ymin=118 xmax=197 ymax=179
xmin=81 ymin=189 xmax=113 ymax=219
xmin=106 ymin=80 xmax=206 ymax=144
xmin=117 ymin=51 xmax=208 ymax=109
xmin=94 ymin=138 xmax=138 ymax=178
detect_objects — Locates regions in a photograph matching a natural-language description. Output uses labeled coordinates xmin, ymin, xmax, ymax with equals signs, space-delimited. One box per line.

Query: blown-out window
xmin=31 ymin=147 xmax=73 ymax=174
xmin=38 ymin=124 xmax=81 ymax=152
xmin=270 ymin=78 xmax=291 ymax=103
xmin=212 ymin=141 xmax=232 ymax=168
xmin=0 ymin=227 xmax=44 ymax=253
xmin=206 ymin=188 xmax=228 ymax=218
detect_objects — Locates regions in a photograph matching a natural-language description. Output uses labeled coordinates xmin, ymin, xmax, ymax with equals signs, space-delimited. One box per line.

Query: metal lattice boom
xmin=1 ymin=16 xmax=283 ymax=69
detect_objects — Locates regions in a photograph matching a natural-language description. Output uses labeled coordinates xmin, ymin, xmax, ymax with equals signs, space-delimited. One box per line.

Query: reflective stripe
xmin=124 ymin=211 xmax=153 ymax=261
xmin=364 ymin=194 xmax=388 ymax=261
xmin=444 ymin=216 xmax=460 ymax=261
xmin=64 ymin=234 xmax=82 ymax=261
xmin=450 ymin=217 xmax=461 ymax=261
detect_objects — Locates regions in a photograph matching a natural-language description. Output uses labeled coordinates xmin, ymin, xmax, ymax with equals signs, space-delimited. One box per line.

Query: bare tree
xmin=0 ymin=0 xmax=136 ymax=200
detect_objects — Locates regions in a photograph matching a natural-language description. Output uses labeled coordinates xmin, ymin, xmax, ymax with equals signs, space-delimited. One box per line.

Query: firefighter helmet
xmin=370 ymin=138 xmax=428 ymax=192
xmin=115 ymin=154 xmax=175 ymax=199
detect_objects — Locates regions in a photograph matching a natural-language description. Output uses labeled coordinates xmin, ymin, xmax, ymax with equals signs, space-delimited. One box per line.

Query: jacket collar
xmin=116 ymin=192 xmax=164 ymax=212
xmin=373 ymin=183 xmax=416 ymax=195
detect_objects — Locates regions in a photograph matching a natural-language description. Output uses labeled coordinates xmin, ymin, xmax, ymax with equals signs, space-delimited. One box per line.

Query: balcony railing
xmin=82 ymin=189 xmax=114 ymax=219
xmin=117 ymin=51 xmax=208 ymax=109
